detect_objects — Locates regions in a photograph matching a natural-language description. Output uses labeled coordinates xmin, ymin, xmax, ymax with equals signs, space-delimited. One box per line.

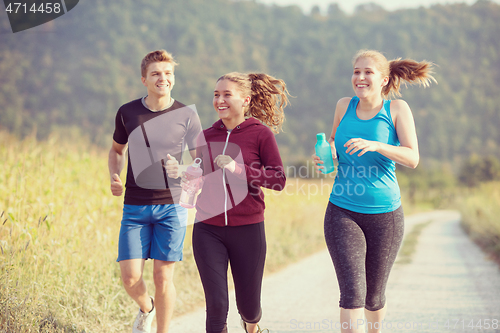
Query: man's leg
xmin=119 ymin=259 xmax=154 ymax=313
xmin=117 ymin=205 xmax=154 ymax=314
xmin=153 ymin=260 xmax=176 ymax=333
xmin=149 ymin=204 xmax=187 ymax=332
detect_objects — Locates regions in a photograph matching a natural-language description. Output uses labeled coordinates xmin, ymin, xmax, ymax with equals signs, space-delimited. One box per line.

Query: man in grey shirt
xmin=108 ymin=49 xmax=201 ymax=333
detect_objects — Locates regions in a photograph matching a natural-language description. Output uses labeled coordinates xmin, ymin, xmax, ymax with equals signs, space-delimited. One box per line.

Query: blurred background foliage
xmin=2 ymin=1 xmax=500 ymax=331
xmin=0 ymin=0 xmax=500 ymax=184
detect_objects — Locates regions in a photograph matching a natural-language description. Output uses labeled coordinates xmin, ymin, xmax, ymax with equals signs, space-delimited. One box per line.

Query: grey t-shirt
xmin=113 ymin=98 xmax=202 ymax=205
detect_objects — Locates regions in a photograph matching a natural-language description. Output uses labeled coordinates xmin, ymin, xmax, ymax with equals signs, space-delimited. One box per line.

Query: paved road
xmin=167 ymin=211 xmax=500 ymax=333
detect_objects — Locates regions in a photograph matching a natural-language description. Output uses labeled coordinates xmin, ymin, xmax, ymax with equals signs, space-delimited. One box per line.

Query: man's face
xmin=141 ymin=61 xmax=175 ymax=98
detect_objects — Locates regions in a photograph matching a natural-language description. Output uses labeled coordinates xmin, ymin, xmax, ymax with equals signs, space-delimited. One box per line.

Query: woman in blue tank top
xmin=313 ymin=50 xmax=436 ymax=333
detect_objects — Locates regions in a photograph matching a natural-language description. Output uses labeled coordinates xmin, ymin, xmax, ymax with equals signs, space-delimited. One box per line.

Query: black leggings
xmin=324 ymin=202 xmax=404 ymax=311
xmin=192 ymin=222 xmax=266 ymax=333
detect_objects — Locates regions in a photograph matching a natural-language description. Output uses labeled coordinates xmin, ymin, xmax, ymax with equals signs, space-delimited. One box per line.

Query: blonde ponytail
xmin=353 ymin=49 xmax=437 ymax=99
xmin=385 ymin=58 xmax=437 ymax=99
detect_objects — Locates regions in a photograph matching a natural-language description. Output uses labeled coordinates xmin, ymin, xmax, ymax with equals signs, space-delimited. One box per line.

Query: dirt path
xmin=167 ymin=211 xmax=500 ymax=332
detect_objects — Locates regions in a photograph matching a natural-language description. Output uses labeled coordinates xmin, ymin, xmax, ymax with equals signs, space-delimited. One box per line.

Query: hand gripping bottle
xmin=179 ymin=158 xmax=203 ymax=208
xmin=315 ymin=133 xmax=335 ymax=174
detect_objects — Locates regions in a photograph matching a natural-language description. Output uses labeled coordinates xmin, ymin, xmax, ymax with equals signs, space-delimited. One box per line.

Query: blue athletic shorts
xmin=117 ymin=204 xmax=188 ymax=262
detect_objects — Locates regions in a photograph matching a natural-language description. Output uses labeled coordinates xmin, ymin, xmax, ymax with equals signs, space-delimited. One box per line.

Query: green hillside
xmin=1 ymin=0 xmax=499 ymax=169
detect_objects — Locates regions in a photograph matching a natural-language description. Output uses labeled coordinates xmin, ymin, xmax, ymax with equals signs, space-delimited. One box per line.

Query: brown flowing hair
xmin=217 ymin=72 xmax=290 ymax=133
xmin=353 ymin=50 xmax=437 ymax=99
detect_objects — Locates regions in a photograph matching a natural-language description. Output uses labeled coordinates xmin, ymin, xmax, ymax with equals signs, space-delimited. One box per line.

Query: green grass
xmin=396 ymin=220 xmax=432 ymax=265
xmin=0 ymin=131 xmax=329 ymax=332
xmin=0 ymin=131 xmax=128 ymax=332
xmin=263 ymin=177 xmax=331 ymax=272
xmin=453 ymin=181 xmax=500 ymax=263
xmin=397 ymin=181 xmax=500 ymax=266
xmin=5 ymin=130 xmax=497 ymax=332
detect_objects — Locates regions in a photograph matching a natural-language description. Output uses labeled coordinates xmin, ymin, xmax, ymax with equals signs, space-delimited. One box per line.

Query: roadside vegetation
xmin=0 ymin=132 xmax=328 ymax=332
xmin=454 ymin=182 xmax=500 ymax=264
xmin=1 ymin=131 xmax=499 ymax=332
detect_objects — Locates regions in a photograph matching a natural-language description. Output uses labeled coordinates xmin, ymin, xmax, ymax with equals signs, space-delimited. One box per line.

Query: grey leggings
xmin=324 ymin=202 xmax=404 ymax=311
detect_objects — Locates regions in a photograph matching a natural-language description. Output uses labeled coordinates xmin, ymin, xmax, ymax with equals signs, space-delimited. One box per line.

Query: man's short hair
xmin=141 ymin=50 xmax=179 ymax=78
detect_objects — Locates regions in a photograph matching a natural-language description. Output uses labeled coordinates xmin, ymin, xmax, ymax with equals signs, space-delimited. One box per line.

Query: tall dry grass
xmin=454 ymin=182 xmax=500 ymax=262
xmin=0 ymin=131 xmax=331 ymax=332
xmin=3 ymin=129 xmax=471 ymax=332
xmin=1 ymin=131 xmax=129 ymax=332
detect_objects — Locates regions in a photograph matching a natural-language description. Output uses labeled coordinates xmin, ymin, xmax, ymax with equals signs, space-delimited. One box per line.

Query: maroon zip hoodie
xmin=195 ymin=118 xmax=286 ymax=227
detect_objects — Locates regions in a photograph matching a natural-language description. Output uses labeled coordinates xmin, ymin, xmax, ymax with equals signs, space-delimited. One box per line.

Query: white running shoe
xmin=132 ymin=297 xmax=155 ymax=333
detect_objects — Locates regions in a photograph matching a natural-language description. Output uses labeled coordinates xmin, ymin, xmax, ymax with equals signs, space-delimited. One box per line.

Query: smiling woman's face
xmin=213 ymin=79 xmax=249 ymax=127
xmin=352 ymin=57 xmax=388 ymax=98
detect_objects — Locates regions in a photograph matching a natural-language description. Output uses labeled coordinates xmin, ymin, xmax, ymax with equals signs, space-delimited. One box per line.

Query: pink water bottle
xmin=179 ymin=158 xmax=203 ymax=208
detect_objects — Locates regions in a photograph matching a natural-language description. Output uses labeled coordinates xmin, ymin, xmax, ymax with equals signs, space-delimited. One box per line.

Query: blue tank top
xmin=329 ymin=96 xmax=401 ymax=214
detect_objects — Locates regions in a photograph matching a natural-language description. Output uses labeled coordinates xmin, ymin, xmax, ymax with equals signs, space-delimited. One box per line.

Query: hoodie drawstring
xmin=221 ymin=130 xmax=231 ymax=226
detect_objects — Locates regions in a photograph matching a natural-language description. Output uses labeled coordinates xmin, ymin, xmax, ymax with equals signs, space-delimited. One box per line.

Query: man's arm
xmin=165 ymin=149 xmax=197 ymax=179
xmin=108 ymin=140 xmax=128 ymax=196
xmin=188 ymin=149 xmax=196 ymax=161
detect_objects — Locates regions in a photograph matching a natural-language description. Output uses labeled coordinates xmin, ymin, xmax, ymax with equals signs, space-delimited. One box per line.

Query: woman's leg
xmin=361 ymin=206 xmax=404 ymax=332
xmin=324 ymin=203 xmax=368 ymax=333
xmin=340 ymin=308 xmax=366 ymax=333
xmin=192 ymin=222 xmax=230 ymax=333
xmin=227 ymin=222 xmax=267 ymax=333
xmin=364 ymin=305 xmax=387 ymax=333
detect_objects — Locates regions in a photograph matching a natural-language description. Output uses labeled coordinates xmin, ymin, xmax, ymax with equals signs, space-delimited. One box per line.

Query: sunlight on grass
xmin=4 ymin=130 xmax=492 ymax=332
xmin=0 ymin=131 xmax=126 ymax=332
xmin=0 ymin=132 xmax=332 ymax=332
xmin=455 ymin=182 xmax=500 ymax=262
xmin=264 ymin=178 xmax=331 ymax=272
xmin=396 ymin=220 xmax=432 ymax=265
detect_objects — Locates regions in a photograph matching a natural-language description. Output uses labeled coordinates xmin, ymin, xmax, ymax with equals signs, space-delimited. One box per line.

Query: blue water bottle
xmin=315 ymin=133 xmax=335 ymax=174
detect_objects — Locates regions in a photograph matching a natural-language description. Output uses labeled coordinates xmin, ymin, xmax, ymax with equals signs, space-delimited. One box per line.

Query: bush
xmin=459 ymin=155 xmax=500 ymax=187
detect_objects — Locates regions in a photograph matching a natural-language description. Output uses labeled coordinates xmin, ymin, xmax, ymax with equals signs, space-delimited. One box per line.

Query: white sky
xmin=256 ymin=0 xmax=499 ymax=14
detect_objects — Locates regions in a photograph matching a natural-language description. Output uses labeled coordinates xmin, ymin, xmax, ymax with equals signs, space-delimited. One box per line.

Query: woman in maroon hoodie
xmin=191 ymin=72 xmax=290 ymax=333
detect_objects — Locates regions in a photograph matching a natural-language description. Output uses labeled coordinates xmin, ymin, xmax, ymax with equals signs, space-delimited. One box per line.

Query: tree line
xmin=0 ymin=0 xmax=499 ymax=176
